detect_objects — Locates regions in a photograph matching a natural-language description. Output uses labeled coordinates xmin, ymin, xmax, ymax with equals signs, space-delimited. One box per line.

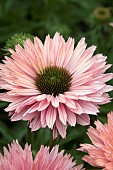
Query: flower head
xmin=3 ymin=32 xmax=34 ymax=56
xmin=78 ymin=111 xmax=113 ymax=170
xmin=0 ymin=32 xmax=113 ymax=138
xmin=0 ymin=140 xmax=84 ymax=170
xmin=109 ymin=23 xmax=113 ymax=27
xmin=93 ymin=7 xmax=110 ymax=20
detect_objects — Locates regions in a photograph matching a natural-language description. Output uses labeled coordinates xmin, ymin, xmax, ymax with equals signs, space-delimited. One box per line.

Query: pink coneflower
xmin=109 ymin=23 xmax=113 ymax=27
xmin=78 ymin=111 xmax=113 ymax=170
xmin=0 ymin=140 xmax=84 ymax=170
xmin=0 ymin=32 xmax=113 ymax=138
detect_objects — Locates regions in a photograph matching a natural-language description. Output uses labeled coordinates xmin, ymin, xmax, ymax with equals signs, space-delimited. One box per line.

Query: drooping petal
xmin=76 ymin=114 xmax=90 ymax=125
xmin=46 ymin=106 xmax=57 ymax=129
xmin=56 ymin=117 xmax=67 ymax=138
xmin=58 ymin=104 xmax=67 ymax=125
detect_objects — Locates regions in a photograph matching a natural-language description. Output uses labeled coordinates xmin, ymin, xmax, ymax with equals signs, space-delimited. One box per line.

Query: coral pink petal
xmin=78 ymin=101 xmax=99 ymax=115
xmin=76 ymin=114 xmax=90 ymax=125
xmin=53 ymin=127 xmax=58 ymax=139
xmin=56 ymin=117 xmax=67 ymax=138
xmin=38 ymin=99 xmax=50 ymax=111
xmin=71 ymin=86 xmax=96 ymax=95
xmin=29 ymin=114 xmax=41 ymax=131
xmin=40 ymin=109 xmax=47 ymax=128
xmin=51 ymin=96 xmax=59 ymax=108
xmin=71 ymin=71 xmax=93 ymax=87
xmin=58 ymin=94 xmax=66 ymax=103
xmin=64 ymin=91 xmax=78 ymax=100
xmin=46 ymin=106 xmax=57 ymax=129
xmin=66 ymin=38 xmax=87 ymax=74
xmin=67 ymin=109 xmax=76 ymax=126
xmin=58 ymin=104 xmax=67 ymax=125
xmin=36 ymin=94 xmax=47 ymax=101
xmin=66 ymin=98 xmax=77 ymax=109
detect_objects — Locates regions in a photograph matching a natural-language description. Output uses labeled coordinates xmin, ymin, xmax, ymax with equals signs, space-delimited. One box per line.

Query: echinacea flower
xmin=0 ymin=140 xmax=84 ymax=170
xmin=3 ymin=33 xmax=34 ymax=56
xmin=78 ymin=111 xmax=113 ymax=170
xmin=109 ymin=23 xmax=113 ymax=27
xmin=0 ymin=32 xmax=113 ymax=138
xmin=93 ymin=7 xmax=110 ymax=20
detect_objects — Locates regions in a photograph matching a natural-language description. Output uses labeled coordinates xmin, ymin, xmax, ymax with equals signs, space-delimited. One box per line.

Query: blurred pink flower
xmin=109 ymin=23 xmax=113 ymax=27
xmin=0 ymin=140 xmax=84 ymax=170
xmin=0 ymin=32 xmax=113 ymax=138
xmin=78 ymin=111 xmax=113 ymax=170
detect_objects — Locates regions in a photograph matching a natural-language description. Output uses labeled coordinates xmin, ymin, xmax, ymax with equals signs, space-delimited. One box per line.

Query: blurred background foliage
xmin=0 ymin=0 xmax=113 ymax=169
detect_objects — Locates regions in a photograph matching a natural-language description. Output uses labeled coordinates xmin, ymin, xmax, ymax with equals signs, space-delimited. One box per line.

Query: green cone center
xmin=35 ymin=66 xmax=72 ymax=96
